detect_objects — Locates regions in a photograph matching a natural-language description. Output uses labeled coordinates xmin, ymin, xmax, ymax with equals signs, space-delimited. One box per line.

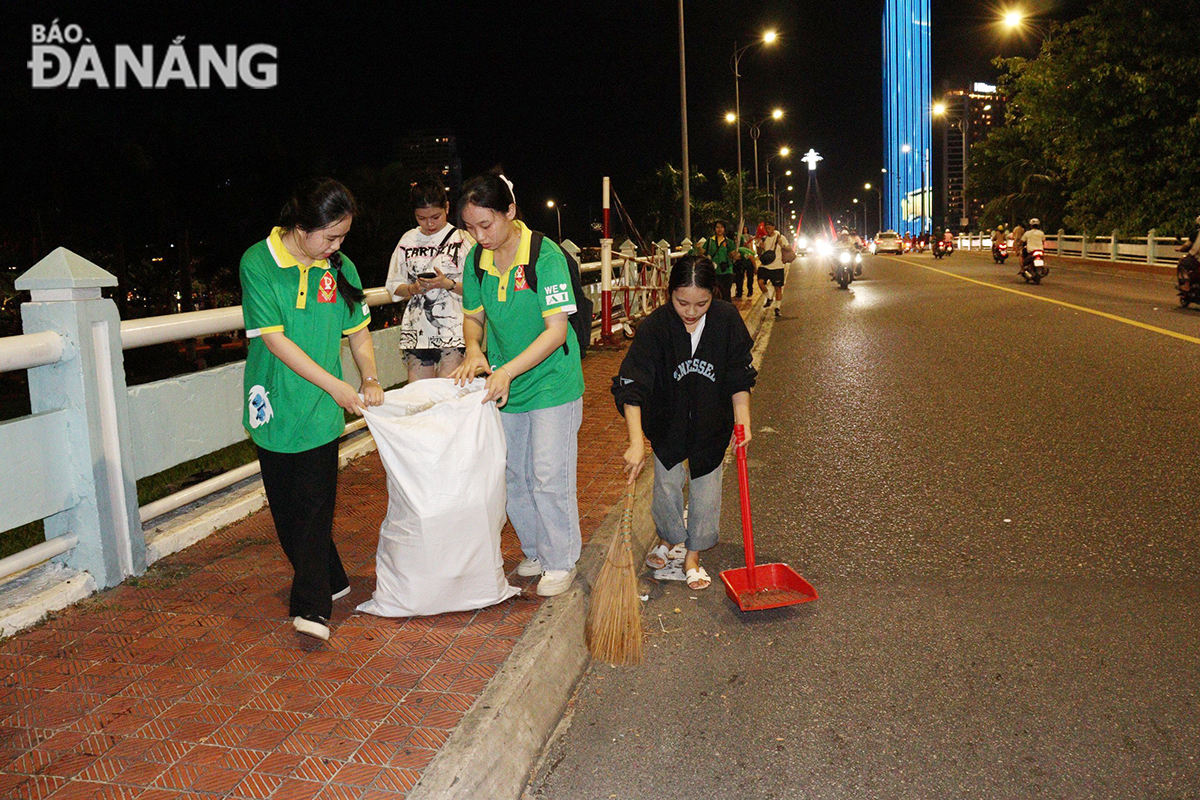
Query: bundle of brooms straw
xmin=586 ymin=482 xmax=643 ymax=665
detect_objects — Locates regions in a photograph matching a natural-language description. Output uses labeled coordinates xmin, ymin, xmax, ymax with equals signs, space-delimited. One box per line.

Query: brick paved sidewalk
xmin=0 ymin=344 xmax=639 ymax=800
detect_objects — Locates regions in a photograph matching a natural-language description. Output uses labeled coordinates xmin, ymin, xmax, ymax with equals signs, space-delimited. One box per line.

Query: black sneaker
xmin=764 ymin=297 xmax=773 ymax=308
xmin=774 ymin=307 xmax=781 ymax=318
xmin=293 ymin=614 xmax=330 ymax=641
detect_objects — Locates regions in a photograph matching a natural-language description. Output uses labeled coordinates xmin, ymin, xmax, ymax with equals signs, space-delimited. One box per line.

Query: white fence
xmin=954 ymin=229 xmax=1185 ymax=268
xmin=0 ymin=239 xmax=682 ymax=597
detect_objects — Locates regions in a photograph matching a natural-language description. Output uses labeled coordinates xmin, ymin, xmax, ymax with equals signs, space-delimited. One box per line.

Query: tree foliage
xmin=973 ymin=0 xmax=1200 ymax=234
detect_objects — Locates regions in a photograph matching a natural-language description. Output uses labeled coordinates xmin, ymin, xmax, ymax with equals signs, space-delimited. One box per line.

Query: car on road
xmin=874 ymin=230 xmax=903 ymax=254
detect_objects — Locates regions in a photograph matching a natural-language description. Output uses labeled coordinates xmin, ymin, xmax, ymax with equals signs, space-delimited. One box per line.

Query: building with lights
xmin=398 ymin=130 xmax=462 ymax=192
xmin=882 ymin=0 xmax=931 ymax=235
xmin=938 ymin=83 xmax=1005 ymax=231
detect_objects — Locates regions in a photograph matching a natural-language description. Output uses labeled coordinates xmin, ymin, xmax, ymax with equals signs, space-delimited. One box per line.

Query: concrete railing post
xmin=1110 ymin=230 xmax=1119 ymax=262
xmin=1147 ymin=229 xmax=1157 ymax=265
xmin=655 ymin=239 xmax=671 ymax=309
xmin=15 ymin=248 xmax=145 ymax=588
xmin=1057 ymin=229 xmax=1065 ymax=257
xmin=559 ymin=239 xmax=581 ymax=264
xmin=618 ymin=239 xmax=637 ymax=318
xmin=680 ymin=237 xmax=693 ymax=254
xmin=1080 ymin=231 xmax=1089 ymax=259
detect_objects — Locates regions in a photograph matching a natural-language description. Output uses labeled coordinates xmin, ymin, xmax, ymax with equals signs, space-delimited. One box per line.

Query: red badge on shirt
xmin=514 ymin=266 xmax=529 ymax=291
xmin=318 ymin=271 xmax=337 ymax=303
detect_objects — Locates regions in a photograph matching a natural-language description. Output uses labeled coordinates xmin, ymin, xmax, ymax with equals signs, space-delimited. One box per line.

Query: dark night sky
xmin=1 ymin=0 xmax=1090 ymax=254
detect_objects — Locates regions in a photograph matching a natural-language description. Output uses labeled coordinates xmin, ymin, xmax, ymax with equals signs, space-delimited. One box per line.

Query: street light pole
xmin=733 ymin=39 xmax=744 ymax=238
xmin=730 ymin=31 xmax=777 ymax=239
xmin=678 ymin=0 xmax=691 ymax=241
xmin=546 ymin=200 xmax=562 ymax=242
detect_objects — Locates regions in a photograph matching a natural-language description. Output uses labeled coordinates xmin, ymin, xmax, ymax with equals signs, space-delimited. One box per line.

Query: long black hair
xmin=669 ymin=254 xmax=718 ymax=295
xmin=278 ymin=178 xmax=363 ymax=310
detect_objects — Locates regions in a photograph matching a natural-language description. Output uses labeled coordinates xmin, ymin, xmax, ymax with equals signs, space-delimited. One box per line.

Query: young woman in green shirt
xmin=240 ymin=178 xmax=384 ymax=641
xmin=451 ymin=171 xmax=585 ymax=598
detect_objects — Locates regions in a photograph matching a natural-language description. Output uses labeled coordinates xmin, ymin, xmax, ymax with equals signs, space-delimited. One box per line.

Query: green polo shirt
xmin=240 ymin=227 xmax=372 ymax=453
xmin=703 ymin=236 xmax=736 ymax=274
xmin=462 ymin=221 xmax=584 ymax=414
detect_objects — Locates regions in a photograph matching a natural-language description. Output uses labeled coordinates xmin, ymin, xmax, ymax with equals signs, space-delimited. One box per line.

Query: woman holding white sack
xmin=357 ymin=378 xmax=519 ymax=618
xmin=451 ymin=170 xmax=586 ymax=598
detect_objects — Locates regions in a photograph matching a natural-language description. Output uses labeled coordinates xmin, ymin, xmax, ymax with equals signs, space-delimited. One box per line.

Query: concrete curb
xmin=407 ymin=471 xmax=658 ymax=800
xmin=410 ymin=294 xmax=776 ymax=800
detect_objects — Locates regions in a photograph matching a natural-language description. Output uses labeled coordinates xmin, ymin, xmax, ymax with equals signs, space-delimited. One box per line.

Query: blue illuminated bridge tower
xmin=883 ymin=0 xmax=931 ymax=236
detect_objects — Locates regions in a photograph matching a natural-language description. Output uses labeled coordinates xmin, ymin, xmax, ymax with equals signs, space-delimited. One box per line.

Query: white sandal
xmin=685 ymin=567 xmax=711 ymax=591
xmin=666 ymin=543 xmax=687 ymax=560
xmin=645 ymin=544 xmax=670 ymax=570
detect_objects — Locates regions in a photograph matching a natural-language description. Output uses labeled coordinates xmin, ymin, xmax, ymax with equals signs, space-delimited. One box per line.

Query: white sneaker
xmin=517 ymin=557 xmax=543 ymax=577
xmin=331 ymin=586 xmax=351 ymax=601
xmin=536 ymin=568 xmax=577 ymax=597
xmin=293 ymin=615 xmax=330 ymax=641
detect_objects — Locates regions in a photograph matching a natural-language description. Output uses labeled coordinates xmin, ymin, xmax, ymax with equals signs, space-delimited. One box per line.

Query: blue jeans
xmin=651 ymin=456 xmax=723 ymax=553
xmin=500 ymin=398 xmax=583 ymax=571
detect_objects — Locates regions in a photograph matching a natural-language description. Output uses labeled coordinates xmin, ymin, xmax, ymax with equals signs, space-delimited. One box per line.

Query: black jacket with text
xmin=611 ymin=300 xmax=757 ymax=479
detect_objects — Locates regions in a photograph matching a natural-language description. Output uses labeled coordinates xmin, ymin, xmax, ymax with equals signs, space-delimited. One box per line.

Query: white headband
xmin=499 ymin=174 xmax=516 ymax=206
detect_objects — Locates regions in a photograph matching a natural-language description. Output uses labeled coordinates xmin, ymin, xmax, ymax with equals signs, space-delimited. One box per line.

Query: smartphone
xmin=418 ymin=271 xmax=437 ymax=279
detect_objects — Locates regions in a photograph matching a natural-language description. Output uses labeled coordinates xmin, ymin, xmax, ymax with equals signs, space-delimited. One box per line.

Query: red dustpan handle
xmin=734 ymin=424 xmax=756 ymax=589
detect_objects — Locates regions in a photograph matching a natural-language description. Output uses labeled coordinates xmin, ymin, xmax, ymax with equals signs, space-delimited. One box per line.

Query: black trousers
xmin=715 ymin=272 xmax=734 ymax=301
xmin=732 ymin=262 xmax=755 ymax=296
xmin=257 ymin=439 xmax=348 ymax=620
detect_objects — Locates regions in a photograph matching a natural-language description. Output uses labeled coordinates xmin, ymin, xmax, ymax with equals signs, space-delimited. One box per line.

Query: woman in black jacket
xmin=611 ymin=255 xmax=757 ymax=590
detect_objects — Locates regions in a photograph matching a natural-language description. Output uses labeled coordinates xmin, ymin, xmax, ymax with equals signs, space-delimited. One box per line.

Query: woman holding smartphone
xmin=386 ymin=174 xmax=474 ymax=380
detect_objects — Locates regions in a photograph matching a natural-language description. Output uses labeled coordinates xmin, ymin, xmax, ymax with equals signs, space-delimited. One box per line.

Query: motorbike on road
xmin=932 ymin=239 xmax=953 ymax=260
xmin=832 ymin=249 xmax=862 ymax=289
xmin=1020 ymin=248 xmax=1049 ymax=284
xmin=1177 ymin=256 xmax=1200 ymax=308
xmin=993 ymin=241 xmax=1008 ymax=263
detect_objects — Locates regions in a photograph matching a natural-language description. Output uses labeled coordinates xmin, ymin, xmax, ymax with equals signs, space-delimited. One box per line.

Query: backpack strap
xmin=473 ymin=243 xmax=484 ymax=286
xmin=436 ymin=226 xmax=456 ymax=252
xmin=525 ymin=231 xmax=543 ymax=291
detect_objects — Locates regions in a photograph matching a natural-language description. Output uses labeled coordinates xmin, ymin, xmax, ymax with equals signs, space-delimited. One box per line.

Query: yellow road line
xmin=878 ymin=255 xmax=1200 ymax=346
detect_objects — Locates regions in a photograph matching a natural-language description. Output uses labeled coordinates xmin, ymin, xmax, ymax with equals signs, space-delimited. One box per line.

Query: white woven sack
xmin=358 ymin=378 xmax=517 ymax=617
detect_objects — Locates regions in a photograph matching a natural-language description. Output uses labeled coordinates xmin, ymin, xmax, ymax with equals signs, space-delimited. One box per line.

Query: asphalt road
xmin=526 ymin=251 xmax=1200 ymax=800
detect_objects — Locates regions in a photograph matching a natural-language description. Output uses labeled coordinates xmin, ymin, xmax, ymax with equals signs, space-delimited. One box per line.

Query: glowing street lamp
xmin=730 ymin=29 xmax=780 ymax=235
xmin=865 ymin=182 xmax=882 ymax=236
xmin=1003 ymin=9 xmax=1023 ymax=29
xmin=546 ymin=199 xmax=562 ymax=242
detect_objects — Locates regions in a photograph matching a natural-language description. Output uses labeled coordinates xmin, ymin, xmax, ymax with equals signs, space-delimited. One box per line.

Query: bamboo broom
xmin=586 ymin=481 xmax=643 ymax=665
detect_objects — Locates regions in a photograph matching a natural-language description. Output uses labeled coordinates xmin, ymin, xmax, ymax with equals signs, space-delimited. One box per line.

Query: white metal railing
xmin=0 ymin=330 xmax=65 ymax=372
xmin=0 ymin=535 xmax=78 ymax=581
xmin=0 ymin=327 xmax=74 ymax=583
xmin=956 ymin=230 xmax=1186 ymax=268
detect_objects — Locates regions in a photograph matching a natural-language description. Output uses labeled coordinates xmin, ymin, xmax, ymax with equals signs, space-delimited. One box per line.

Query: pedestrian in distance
xmin=613 ymin=255 xmax=757 ymax=591
xmin=731 ymin=241 xmax=758 ymax=300
xmin=240 ymin=178 xmax=385 ymax=641
xmin=385 ymin=173 xmax=475 ymax=381
xmin=451 ymin=170 xmax=586 ymax=598
xmin=701 ymin=220 xmax=737 ymax=301
xmin=756 ymin=220 xmax=790 ymax=317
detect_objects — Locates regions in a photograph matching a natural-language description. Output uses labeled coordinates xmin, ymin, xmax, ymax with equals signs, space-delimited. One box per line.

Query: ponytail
xmin=328 ymin=252 xmax=364 ymax=310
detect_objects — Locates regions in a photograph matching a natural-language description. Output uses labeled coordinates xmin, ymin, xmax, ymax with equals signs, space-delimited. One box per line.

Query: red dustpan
xmin=720 ymin=424 xmax=818 ymax=611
